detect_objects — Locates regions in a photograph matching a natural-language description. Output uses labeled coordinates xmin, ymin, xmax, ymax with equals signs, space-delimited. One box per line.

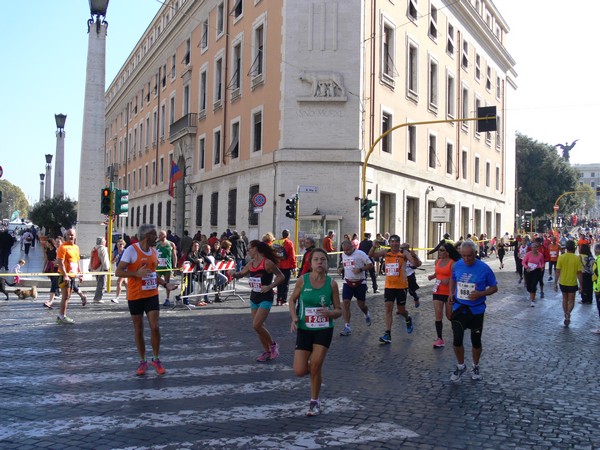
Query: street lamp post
xmin=54 ymin=113 xmax=67 ymax=198
xmin=44 ymin=154 xmax=53 ymax=199
xmin=39 ymin=173 xmax=45 ymax=203
xmin=76 ymin=0 xmax=109 ymax=254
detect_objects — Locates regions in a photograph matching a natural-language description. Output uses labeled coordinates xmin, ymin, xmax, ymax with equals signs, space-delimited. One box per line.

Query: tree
xmin=516 ymin=133 xmax=580 ymax=217
xmin=29 ymin=197 xmax=78 ymax=238
xmin=0 ymin=179 xmax=29 ymax=220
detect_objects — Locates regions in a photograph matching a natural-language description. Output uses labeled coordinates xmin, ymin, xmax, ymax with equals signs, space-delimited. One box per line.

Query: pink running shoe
xmin=151 ymin=358 xmax=166 ymax=375
xmin=433 ymin=338 xmax=445 ymax=348
xmin=269 ymin=342 xmax=280 ymax=360
xmin=136 ymin=360 xmax=149 ymax=376
xmin=256 ymin=351 xmax=271 ymax=362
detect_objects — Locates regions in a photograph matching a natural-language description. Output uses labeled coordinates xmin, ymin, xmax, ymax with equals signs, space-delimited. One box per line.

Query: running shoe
xmin=111 ymin=297 xmax=120 ymax=304
xmin=540 ymin=292 xmax=545 ymax=299
xmin=414 ymin=299 xmax=420 ymax=308
xmin=548 ymin=276 xmax=553 ymax=282
xmin=373 ymin=289 xmax=380 ymax=294
xmin=471 ymin=364 xmax=482 ymax=381
xmin=163 ymin=299 xmax=171 ymax=307
xmin=136 ymin=360 xmax=148 ymax=376
xmin=518 ymin=277 xmax=522 ymax=284
xmin=365 ymin=314 xmax=372 ymax=326
xmin=56 ymin=316 xmax=74 ymax=325
xmin=591 ymin=329 xmax=600 ymax=334
xmin=306 ymin=400 xmax=321 ymax=417
xmin=379 ymin=332 xmax=392 ymax=344
xmin=93 ymin=299 xmax=105 ymax=304
xmin=43 ymin=302 xmax=53 ymax=309
xmin=256 ymin=351 xmax=271 ymax=362
xmin=433 ymin=338 xmax=445 ymax=348
xmin=151 ymin=358 xmax=166 ymax=375
xmin=81 ymin=294 xmax=87 ymax=306
xmin=269 ymin=342 xmax=280 ymax=360
xmin=564 ymin=315 xmax=570 ymax=327
xmin=530 ymin=301 xmax=535 ymax=307
xmin=339 ymin=325 xmax=352 ymax=336
xmin=406 ymin=317 xmax=414 ymax=334
xmin=450 ymin=364 xmax=467 ymax=382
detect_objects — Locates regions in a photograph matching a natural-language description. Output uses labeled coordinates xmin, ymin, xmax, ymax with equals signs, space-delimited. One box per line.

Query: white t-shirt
xmin=341 ymin=249 xmax=371 ymax=283
xmin=120 ymin=243 xmax=158 ymax=265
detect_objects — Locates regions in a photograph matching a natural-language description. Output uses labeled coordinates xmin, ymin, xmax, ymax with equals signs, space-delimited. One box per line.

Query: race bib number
xmin=527 ymin=263 xmax=537 ymax=270
xmin=343 ymin=259 xmax=356 ymax=269
xmin=457 ymin=282 xmax=475 ymax=301
xmin=249 ymin=277 xmax=263 ymax=292
xmin=69 ymin=262 xmax=78 ymax=275
xmin=142 ymin=272 xmax=157 ymax=290
xmin=386 ymin=263 xmax=399 ymax=277
xmin=433 ymin=279 xmax=441 ymax=293
xmin=550 ymin=251 xmax=558 ymax=258
xmin=158 ymin=257 xmax=167 ymax=267
xmin=304 ymin=307 xmax=329 ymax=329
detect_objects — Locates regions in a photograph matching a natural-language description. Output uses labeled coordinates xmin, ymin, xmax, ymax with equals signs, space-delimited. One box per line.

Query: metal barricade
xmin=177 ymin=260 xmax=244 ymax=306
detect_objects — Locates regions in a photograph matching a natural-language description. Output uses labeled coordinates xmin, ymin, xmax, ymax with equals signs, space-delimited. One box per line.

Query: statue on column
xmin=554 ymin=140 xmax=578 ymax=161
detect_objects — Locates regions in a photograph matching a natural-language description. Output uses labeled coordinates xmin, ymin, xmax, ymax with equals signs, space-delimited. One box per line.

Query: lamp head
xmin=89 ymin=0 xmax=109 ymax=17
xmin=55 ymin=113 xmax=67 ymax=130
xmin=45 ymin=154 xmax=53 ymax=164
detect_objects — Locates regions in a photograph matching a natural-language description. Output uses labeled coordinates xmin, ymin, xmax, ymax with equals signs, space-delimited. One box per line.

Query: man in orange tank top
xmin=116 ymin=224 xmax=179 ymax=376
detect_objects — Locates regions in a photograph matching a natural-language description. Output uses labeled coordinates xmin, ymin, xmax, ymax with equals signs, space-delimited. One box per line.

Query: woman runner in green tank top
xmin=289 ymin=248 xmax=342 ymax=417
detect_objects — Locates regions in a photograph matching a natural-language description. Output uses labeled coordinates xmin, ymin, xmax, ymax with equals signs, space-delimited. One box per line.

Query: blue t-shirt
xmin=451 ymin=259 xmax=497 ymax=315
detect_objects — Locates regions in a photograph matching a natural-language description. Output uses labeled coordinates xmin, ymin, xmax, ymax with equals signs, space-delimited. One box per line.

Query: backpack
xmin=90 ymin=247 xmax=101 ymax=271
xmin=272 ymin=239 xmax=287 ymax=260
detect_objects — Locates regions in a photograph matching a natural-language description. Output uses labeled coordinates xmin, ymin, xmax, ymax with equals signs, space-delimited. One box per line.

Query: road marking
xmin=0 ymin=397 xmax=359 ymax=440
xmin=113 ymin=422 xmax=419 ymax=450
xmin=1 ymin=378 xmax=304 ymax=409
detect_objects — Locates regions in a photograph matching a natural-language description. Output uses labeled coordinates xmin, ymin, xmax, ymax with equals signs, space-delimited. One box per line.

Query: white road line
xmin=114 ymin=422 xmax=419 ymax=450
xmin=1 ymin=378 xmax=304 ymax=409
xmin=0 ymin=362 xmax=291 ymax=386
xmin=0 ymin=397 xmax=359 ymax=440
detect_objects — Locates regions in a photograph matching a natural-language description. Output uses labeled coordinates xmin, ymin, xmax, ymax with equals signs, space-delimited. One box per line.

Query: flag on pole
xmin=168 ymin=161 xmax=183 ymax=197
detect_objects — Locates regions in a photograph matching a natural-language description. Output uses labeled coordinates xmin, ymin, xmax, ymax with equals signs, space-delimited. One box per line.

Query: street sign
xmin=253 ymin=207 xmax=263 ymax=213
xmin=553 ymin=205 xmax=559 ymax=211
xmin=251 ymin=192 xmax=267 ymax=207
xmin=298 ymin=185 xmax=319 ymax=193
xmin=431 ymin=208 xmax=450 ymax=222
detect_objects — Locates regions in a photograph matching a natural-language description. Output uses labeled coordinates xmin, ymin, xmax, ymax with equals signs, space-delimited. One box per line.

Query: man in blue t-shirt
xmin=448 ymin=240 xmax=498 ymax=383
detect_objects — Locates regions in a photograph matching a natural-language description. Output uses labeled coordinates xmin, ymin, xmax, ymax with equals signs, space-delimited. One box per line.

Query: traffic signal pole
xmin=361 ymin=113 xmax=497 ymax=237
xmin=106 ymin=182 xmax=114 ymax=293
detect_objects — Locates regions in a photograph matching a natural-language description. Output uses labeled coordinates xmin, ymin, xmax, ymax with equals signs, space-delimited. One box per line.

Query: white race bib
xmin=142 ymin=272 xmax=157 ymax=290
xmin=527 ymin=262 xmax=537 ymax=270
xmin=249 ymin=276 xmax=263 ymax=292
xmin=304 ymin=307 xmax=329 ymax=329
xmin=343 ymin=259 xmax=356 ymax=269
xmin=457 ymin=282 xmax=475 ymax=301
xmin=433 ymin=279 xmax=441 ymax=293
xmin=550 ymin=251 xmax=558 ymax=258
xmin=386 ymin=263 xmax=399 ymax=277
xmin=158 ymin=257 xmax=167 ymax=266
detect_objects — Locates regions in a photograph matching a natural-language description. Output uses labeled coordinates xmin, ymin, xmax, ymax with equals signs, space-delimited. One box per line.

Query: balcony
xmin=168 ymin=113 xmax=198 ymax=144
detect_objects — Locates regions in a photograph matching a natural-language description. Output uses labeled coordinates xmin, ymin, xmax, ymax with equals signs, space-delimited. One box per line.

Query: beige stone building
xmin=105 ymin=0 xmax=517 ymax=253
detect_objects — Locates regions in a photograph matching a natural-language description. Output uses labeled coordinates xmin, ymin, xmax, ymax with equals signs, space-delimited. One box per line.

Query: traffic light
xmin=100 ymin=188 xmax=112 ymax=215
xmin=476 ymin=106 xmax=497 ymax=133
xmin=115 ymin=189 xmax=129 ymax=216
xmin=0 ymin=191 xmax=2 ymax=203
xmin=361 ymin=198 xmax=378 ymax=220
xmin=285 ymin=195 xmax=297 ymax=219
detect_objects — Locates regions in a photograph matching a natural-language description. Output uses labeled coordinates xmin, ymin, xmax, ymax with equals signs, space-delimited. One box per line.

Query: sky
xmin=1 ymin=0 xmax=598 ymax=208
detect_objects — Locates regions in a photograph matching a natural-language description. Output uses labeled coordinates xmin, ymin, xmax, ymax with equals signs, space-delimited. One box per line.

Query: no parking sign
xmin=251 ymin=192 xmax=267 ymax=208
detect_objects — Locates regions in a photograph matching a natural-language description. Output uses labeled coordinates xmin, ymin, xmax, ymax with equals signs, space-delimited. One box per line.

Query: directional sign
xmin=252 ymin=193 xmax=267 ymax=207
xmin=298 ymin=185 xmax=318 ymax=193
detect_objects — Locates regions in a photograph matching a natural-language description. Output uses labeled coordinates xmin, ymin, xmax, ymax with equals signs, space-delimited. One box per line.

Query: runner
xmin=547 ymin=236 xmax=560 ymax=281
xmin=288 ymin=248 xmax=342 ymax=417
xmin=522 ymin=242 xmax=545 ymax=307
xmin=115 ymin=224 xmax=179 ymax=376
xmin=369 ymin=235 xmax=417 ymax=344
xmin=232 ymin=240 xmax=284 ymax=362
xmin=56 ymin=229 xmax=84 ymax=324
xmin=592 ymin=243 xmax=600 ymax=334
xmin=448 ymin=241 xmax=498 ymax=382
xmin=554 ymin=240 xmax=582 ymax=327
xmin=156 ymin=230 xmax=178 ymax=307
xmin=427 ymin=243 xmax=461 ymax=348
xmin=338 ymin=240 xmax=373 ymax=336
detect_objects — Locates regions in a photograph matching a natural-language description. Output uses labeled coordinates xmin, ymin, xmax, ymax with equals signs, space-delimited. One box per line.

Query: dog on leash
xmin=14 ymin=286 xmax=38 ymax=300
xmin=0 ymin=278 xmax=15 ymax=301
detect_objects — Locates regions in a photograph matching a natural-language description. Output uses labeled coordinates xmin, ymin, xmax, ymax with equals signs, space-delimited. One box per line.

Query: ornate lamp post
xmin=54 ymin=113 xmax=67 ymax=198
xmin=44 ymin=154 xmax=53 ymax=199
xmin=39 ymin=173 xmax=45 ymax=203
xmin=76 ymin=0 xmax=109 ymax=254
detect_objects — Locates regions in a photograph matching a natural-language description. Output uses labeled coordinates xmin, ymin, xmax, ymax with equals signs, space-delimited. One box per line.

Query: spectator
xmin=92 ymin=237 xmax=111 ymax=303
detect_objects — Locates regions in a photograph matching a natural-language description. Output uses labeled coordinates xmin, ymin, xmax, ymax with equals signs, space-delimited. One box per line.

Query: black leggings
xmin=524 ymin=269 xmax=542 ymax=293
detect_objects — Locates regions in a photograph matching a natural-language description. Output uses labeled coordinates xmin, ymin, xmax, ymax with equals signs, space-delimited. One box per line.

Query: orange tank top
xmin=433 ymin=259 xmax=454 ymax=296
xmin=127 ymin=244 xmax=159 ymax=301
xmin=384 ymin=251 xmax=408 ymax=289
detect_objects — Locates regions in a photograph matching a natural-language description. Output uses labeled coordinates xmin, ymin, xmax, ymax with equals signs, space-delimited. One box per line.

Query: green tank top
xmin=156 ymin=242 xmax=173 ymax=269
xmin=298 ymin=274 xmax=334 ymax=331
